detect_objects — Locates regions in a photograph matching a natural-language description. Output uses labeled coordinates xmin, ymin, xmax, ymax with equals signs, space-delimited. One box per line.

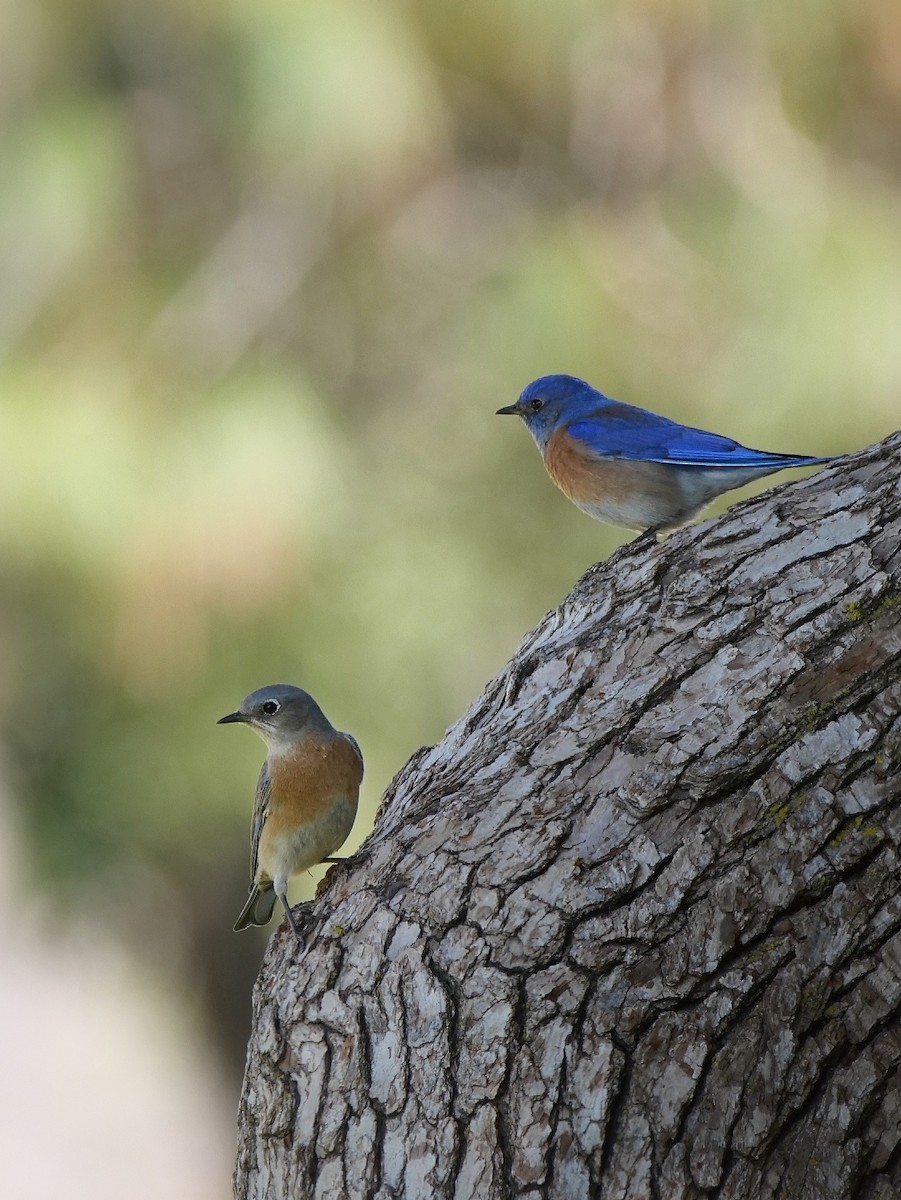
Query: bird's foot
xmin=630 ymin=526 xmax=660 ymax=551
xmin=279 ymin=895 xmax=306 ymax=948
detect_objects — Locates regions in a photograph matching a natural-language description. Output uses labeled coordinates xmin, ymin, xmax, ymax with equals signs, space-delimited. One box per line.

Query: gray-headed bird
xmin=218 ymin=684 xmax=363 ymax=944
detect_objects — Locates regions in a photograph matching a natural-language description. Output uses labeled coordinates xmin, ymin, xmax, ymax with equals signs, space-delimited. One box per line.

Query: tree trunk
xmin=234 ymin=434 xmax=901 ymax=1200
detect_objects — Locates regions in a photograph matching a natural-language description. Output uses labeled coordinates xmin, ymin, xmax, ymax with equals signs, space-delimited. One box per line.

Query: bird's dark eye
xmin=529 ymin=397 xmax=544 ymax=412
xmin=261 ymin=700 xmax=280 ymax=716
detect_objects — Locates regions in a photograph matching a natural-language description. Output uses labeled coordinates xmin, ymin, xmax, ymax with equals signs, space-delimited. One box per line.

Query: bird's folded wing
xmin=566 ymin=404 xmax=818 ymax=469
xmin=250 ymin=764 xmax=272 ymax=881
xmin=341 ymin=732 xmax=364 ymax=776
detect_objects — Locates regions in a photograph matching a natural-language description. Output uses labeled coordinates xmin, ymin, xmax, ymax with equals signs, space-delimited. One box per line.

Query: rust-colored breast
xmin=544 ymin=427 xmax=684 ymax=519
xmin=545 ymin=427 xmax=601 ymax=504
xmin=264 ymin=732 xmax=363 ymax=839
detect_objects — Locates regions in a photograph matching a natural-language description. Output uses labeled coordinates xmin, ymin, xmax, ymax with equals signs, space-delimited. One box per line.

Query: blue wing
xmin=567 ymin=403 xmax=831 ymax=469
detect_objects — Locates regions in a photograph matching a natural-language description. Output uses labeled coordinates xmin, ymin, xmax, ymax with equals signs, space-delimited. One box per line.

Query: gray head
xmin=217 ymin=683 xmax=331 ymax=749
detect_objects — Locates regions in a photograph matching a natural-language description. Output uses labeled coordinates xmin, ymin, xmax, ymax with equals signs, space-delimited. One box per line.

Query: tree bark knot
xmin=236 ymin=433 xmax=901 ymax=1200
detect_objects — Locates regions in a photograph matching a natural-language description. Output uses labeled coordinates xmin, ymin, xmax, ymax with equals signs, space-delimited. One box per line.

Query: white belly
xmin=259 ymin=794 xmax=357 ymax=884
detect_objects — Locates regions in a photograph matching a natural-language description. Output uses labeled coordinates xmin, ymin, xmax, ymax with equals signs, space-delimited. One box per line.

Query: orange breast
xmin=544 ymin=427 xmax=686 ymax=527
xmin=264 ymin=733 xmax=363 ymax=839
xmin=545 ymin=427 xmax=602 ymax=504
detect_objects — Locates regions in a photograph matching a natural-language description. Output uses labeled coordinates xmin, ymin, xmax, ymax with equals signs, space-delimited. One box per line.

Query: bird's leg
xmin=276 ymin=886 xmax=304 ymax=946
xmin=630 ymin=526 xmax=661 ymax=549
xmin=320 ymin=855 xmax=348 ymax=863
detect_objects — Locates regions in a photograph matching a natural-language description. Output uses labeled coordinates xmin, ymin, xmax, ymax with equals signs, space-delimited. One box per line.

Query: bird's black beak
xmin=217 ymin=711 xmax=245 ymax=725
xmin=496 ymin=404 xmax=519 ymax=416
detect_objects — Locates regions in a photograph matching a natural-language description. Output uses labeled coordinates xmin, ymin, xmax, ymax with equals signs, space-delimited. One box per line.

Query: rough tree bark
xmin=234 ymin=434 xmax=901 ymax=1200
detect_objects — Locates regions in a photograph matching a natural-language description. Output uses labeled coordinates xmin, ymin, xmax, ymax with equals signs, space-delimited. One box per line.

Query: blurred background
xmin=1 ymin=0 xmax=899 ymax=1193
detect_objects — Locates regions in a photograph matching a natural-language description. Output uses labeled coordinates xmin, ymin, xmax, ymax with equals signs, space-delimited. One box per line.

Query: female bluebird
xmin=218 ymin=684 xmax=363 ymax=944
xmin=498 ymin=374 xmax=836 ymax=536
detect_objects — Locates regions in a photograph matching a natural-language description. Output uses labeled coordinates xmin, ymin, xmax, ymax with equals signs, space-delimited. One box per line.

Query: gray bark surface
xmin=235 ymin=434 xmax=901 ymax=1200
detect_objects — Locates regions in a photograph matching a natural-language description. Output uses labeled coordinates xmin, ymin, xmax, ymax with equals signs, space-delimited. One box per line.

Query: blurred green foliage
xmin=1 ymin=0 xmax=899 ymax=1068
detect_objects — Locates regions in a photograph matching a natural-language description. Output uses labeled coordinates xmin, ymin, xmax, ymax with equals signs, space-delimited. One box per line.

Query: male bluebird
xmin=497 ymin=374 xmax=835 ymax=536
xmin=218 ymin=684 xmax=363 ymax=944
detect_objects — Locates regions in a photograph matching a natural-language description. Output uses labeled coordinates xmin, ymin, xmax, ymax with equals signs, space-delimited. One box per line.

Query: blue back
xmin=518 ymin=375 xmax=827 ymax=468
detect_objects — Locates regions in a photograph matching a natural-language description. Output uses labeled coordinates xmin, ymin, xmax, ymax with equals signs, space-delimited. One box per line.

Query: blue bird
xmin=497 ymin=374 xmax=835 ymax=537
